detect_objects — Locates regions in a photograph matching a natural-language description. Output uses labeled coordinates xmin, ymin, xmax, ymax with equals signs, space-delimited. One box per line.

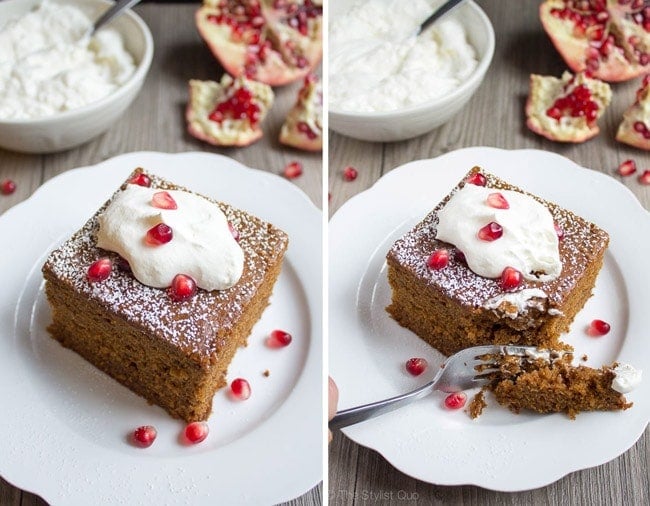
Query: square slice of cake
xmin=42 ymin=168 xmax=288 ymax=422
xmin=386 ymin=167 xmax=609 ymax=356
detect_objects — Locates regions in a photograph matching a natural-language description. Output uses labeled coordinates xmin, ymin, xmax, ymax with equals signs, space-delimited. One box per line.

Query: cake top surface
xmin=43 ymin=169 xmax=288 ymax=366
xmin=387 ymin=167 xmax=609 ymax=310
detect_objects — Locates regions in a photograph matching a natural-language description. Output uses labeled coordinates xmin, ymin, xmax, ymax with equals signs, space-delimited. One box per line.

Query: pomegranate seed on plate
xmin=639 ymin=170 xmax=650 ymax=185
xmin=231 ymin=378 xmax=251 ymax=400
xmin=169 ymin=274 xmax=197 ymax=302
xmin=444 ymin=392 xmax=467 ymax=410
xmin=267 ymin=329 xmax=292 ymax=348
xmin=184 ymin=421 xmax=209 ymax=444
xmin=151 ymin=191 xmax=178 ymax=210
xmin=343 ymin=166 xmax=358 ymax=181
xmin=617 ymin=159 xmax=637 ymax=176
xmin=283 ymin=161 xmax=303 ymax=179
xmin=129 ymin=173 xmax=151 ymax=187
xmin=427 ymin=249 xmax=449 ymax=270
xmin=1 ymin=179 xmax=16 ymax=195
xmin=133 ymin=425 xmax=157 ymax=448
xmin=587 ymin=319 xmax=610 ymax=336
xmin=146 ymin=223 xmax=173 ymax=246
xmin=478 ymin=222 xmax=503 ymax=241
xmin=87 ymin=258 xmax=112 ymax=282
xmin=500 ymin=266 xmax=523 ymax=291
xmin=405 ymin=357 xmax=428 ymax=376
xmin=465 ymin=173 xmax=486 ymax=186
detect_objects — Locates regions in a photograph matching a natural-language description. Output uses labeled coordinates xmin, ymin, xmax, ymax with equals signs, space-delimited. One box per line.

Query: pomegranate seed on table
xmin=587 ymin=319 xmax=611 ymax=336
xmin=151 ymin=191 xmax=178 ymax=210
xmin=639 ymin=170 xmax=650 ymax=185
xmin=133 ymin=425 xmax=157 ymax=448
xmin=231 ymin=378 xmax=251 ymax=400
xmin=1 ymin=179 xmax=16 ymax=195
xmin=184 ymin=421 xmax=209 ymax=444
xmin=465 ymin=173 xmax=486 ymax=186
xmin=617 ymin=159 xmax=637 ymax=177
xmin=169 ymin=274 xmax=197 ymax=302
xmin=343 ymin=166 xmax=358 ymax=181
xmin=500 ymin=266 xmax=523 ymax=291
xmin=145 ymin=223 xmax=173 ymax=246
xmin=444 ymin=392 xmax=467 ymax=410
xmin=478 ymin=222 xmax=503 ymax=241
xmin=427 ymin=249 xmax=449 ymax=270
xmin=87 ymin=258 xmax=112 ymax=282
xmin=283 ymin=161 xmax=303 ymax=179
xmin=267 ymin=329 xmax=292 ymax=348
xmin=128 ymin=173 xmax=151 ymax=187
xmin=486 ymin=192 xmax=509 ymax=209
xmin=405 ymin=357 xmax=428 ymax=376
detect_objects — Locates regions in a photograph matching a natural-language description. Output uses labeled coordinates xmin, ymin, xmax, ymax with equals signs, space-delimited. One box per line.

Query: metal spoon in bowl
xmin=416 ymin=0 xmax=466 ymax=36
xmin=83 ymin=0 xmax=143 ymax=39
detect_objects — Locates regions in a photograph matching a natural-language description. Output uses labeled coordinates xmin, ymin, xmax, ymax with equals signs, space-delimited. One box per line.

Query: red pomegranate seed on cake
xmin=486 ymin=192 xmax=509 ymax=209
xmin=427 ymin=249 xmax=449 ymax=270
xmin=228 ymin=222 xmax=240 ymax=241
xmin=587 ymin=319 xmax=611 ymax=336
xmin=617 ymin=159 xmax=637 ymax=177
xmin=87 ymin=258 xmax=112 ymax=282
xmin=444 ymin=392 xmax=467 ymax=410
xmin=129 ymin=173 xmax=151 ymax=187
xmin=151 ymin=191 xmax=178 ymax=210
xmin=343 ymin=166 xmax=358 ymax=181
xmin=405 ymin=357 xmax=428 ymax=376
xmin=465 ymin=173 xmax=486 ymax=186
xmin=146 ymin=223 xmax=173 ymax=245
xmin=283 ymin=161 xmax=303 ymax=179
xmin=500 ymin=267 xmax=523 ymax=291
xmin=231 ymin=378 xmax=251 ymax=400
xmin=478 ymin=222 xmax=503 ymax=241
xmin=169 ymin=274 xmax=197 ymax=302
xmin=1 ymin=179 xmax=16 ymax=195
xmin=554 ymin=222 xmax=564 ymax=240
xmin=639 ymin=170 xmax=650 ymax=185
xmin=184 ymin=421 xmax=209 ymax=444
xmin=267 ymin=329 xmax=292 ymax=348
xmin=133 ymin=425 xmax=157 ymax=448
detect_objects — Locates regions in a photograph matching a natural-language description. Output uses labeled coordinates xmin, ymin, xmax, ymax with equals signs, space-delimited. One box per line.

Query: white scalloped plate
xmin=329 ymin=147 xmax=650 ymax=491
xmin=0 ymin=152 xmax=322 ymax=505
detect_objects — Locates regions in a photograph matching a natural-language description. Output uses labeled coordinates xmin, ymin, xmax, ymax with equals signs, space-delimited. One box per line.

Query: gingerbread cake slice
xmin=386 ymin=167 xmax=609 ymax=356
xmin=42 ymin=168 xmax=288 ymax=422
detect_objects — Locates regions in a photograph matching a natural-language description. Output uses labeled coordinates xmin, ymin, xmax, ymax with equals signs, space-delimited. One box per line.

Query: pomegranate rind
xmin=526 ymin=71 xmax=612 ymax=143
xmin=186 ymin=75 xmax=273 ymax=147
xmin=279 ymin=75 xmax=322 ymax=151
xmin=616 ymin=75 xmax=650 ymax=150
xmin=539 ymin=0 xmax=650 ymax=83
xmin=195 ymin=2 xmax=322 ymax=87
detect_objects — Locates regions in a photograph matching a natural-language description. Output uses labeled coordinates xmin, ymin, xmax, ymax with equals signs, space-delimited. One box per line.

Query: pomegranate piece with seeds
xmin=444 ymin=392 xmax=467 ymax=410
xmin=133 ymin=425 xmax=157 ymax=448
xmin=617 ymin=159 xmax=638 ymax=175
xmin=279 ymin=73 xmax=323 ymax=151
xmin=526 ymin=71 xmax=612 ymax=142
xmin=145 ymin=223 xmax=173 ymax=246
xmin=283 ymin=160 xmax=303 ymax=179
xmin=184 ymin=421 xmax=209 ymax=444
xmin=168 ymin=273 xmax=197 ymax=302
xmin=616 ymin=74 xmax=650 ymax=150
xmin=87 ymin=258 xmax=112 ymax=282
xmin=1 ymin=179 xmax=16 ymax=195
xmin=405 ymin=357 xmax=428 ymax=376
xmin=540 ymin=0 xmax=650 ymax=82
xmin=587 ymin=318 xmax=611 ymax=336
xmin=195 ymin=0 xmax=323 ymax=86
xmin=267 ymin=329 xmax=292 ymax=348
xmin=186 ymin=75 xmax=274 ymax=147
xmin=500 ymin=266 xmax=523 ymax=291
xmin=230 ymin=378 xmax=251 ymax=400
xmin=427 ymin=249 xmax=449 ymax=270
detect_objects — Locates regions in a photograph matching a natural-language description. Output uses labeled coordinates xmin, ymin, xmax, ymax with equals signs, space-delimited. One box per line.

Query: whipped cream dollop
xmin=97 ymin=184 xmax=244 ymax=291
xmin=436 ymin=184 xmax=562 ymax=281
xmin=0 ymin=0 xmax=135 ymax=120
xmin=329 ymin=0 xmax=477 ymax=113
xmin=483 ymin=288 xmax=548 ymax=319
xmin=611 ymin=363 xmax=642 ymax=394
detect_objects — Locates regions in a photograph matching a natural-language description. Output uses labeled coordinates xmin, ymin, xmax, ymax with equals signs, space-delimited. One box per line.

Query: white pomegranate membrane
xmin=329 ymin=0 xmax=478 ymax=113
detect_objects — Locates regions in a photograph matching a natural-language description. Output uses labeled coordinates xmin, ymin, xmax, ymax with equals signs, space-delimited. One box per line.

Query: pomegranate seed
xmin=427 ymin=249 xmax=449 ymax=270
xmin=405 ymin=357 xmax=428 ymax=376
xmin=267 ymin=329 xmax=292 ymax=348
xmin=151 ymin=191 xmax=177 ymax=210
xmin=87 ymin=258 xmax=112 ymax=282
xmin=230 ymin=378 xmax=251 ymax=400
xmin=500 ymin=266 xmax=523 ymax=291
xmin=343 ymin=166 xmax=358 ymax=181
xmin=554 ymin=222 xmax=564 ymax=240
xmin=465 ymin=172 xmax=486 ymax=186
xmin=444 ymin=392 xmax=467 ymax=410
xmin=129 ymin=173 xmax=151 ymax=187
xmin=587 ymin=319 xmax=611 ymax=336
xmin=486 ymin=192 xmax=509 ymax=209
xmin=478 ymin=222 xmax=503 ymax=241
xmin=145 ymin=223 xmax=173 ymax=246
xmin=618 ymin=159 xmax=637 ymax=176
xmin=283 ymin=161 xmax=303 ymax=179
xmin=228 ymin=222 xmax=240 ymax=241
xmin=1 ymin=179 xmax=16 ymax=195
xmin=168 ymin=274 xmax=197 ymax=302
xmin=638 ymin=170 xmax=650 ymax=185
xmin=183 ymin=421 xmax=209 ymax=444
xmin=133 ymin=425 xmax=157 ymax=448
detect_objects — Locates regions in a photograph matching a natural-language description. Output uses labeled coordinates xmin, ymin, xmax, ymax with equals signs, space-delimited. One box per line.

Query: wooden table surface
xmin=328 ymin=1 xmax=649 ymax=504
xmin=0 ymin=3 xmax=321 ymax=505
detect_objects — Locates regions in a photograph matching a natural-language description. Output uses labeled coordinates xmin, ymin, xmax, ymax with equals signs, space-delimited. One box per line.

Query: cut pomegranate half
xmin=195 ymin=0 xmax=323 ymax=86
xmin=279 ymin=73 xmax=322 ymax=151
xmin=526 ymin=71 xmax=612 ymax=142
xmin=540 ymin=0 xmax=650 ymax=82
xmin=616 ymin=74 xmax=650 ymax=150
xmin=186 ymin=75 xmax=274 ymax=147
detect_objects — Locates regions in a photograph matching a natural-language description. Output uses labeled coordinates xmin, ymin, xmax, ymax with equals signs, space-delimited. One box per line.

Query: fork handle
xmin=329 ymin=381 xmax=435 ymax=431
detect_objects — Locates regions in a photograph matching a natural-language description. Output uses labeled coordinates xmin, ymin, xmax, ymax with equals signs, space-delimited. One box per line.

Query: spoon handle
xmin=417 ymin=0 xmax=465 ymax=35
xmin=91 ymin=0 xmax=143 ymax=36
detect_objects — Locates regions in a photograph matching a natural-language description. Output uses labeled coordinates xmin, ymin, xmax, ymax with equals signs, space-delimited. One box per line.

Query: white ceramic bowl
xmin=0 ymin=0 xmax=154 ymax=153
xmin=328 ymin=0 xmax=495 ymax=143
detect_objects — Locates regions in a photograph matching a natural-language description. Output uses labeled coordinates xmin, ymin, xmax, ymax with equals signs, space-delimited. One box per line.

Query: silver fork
xmin=329 ymin=344 xmax=534 ymax=430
